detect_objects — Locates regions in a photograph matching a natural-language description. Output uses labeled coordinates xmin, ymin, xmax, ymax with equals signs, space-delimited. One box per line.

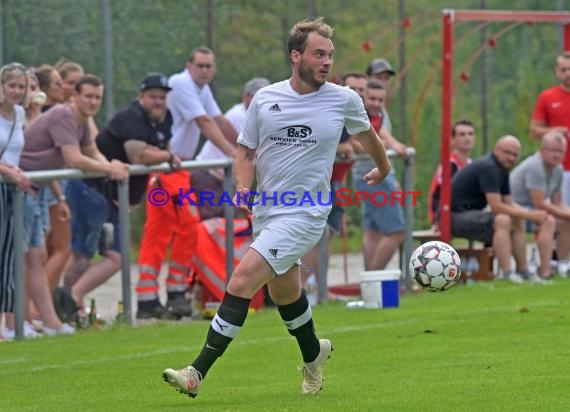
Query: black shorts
xmin=451 ymin=210 xmax=494 ymax=246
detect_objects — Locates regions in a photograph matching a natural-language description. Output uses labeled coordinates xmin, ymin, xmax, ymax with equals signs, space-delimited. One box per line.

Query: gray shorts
xmin=250 ymin=214 xmax=326 ymax=275
xmin=451 ymin=210 xmax=494 ymax=246
xmin=353 ymin=172 xmax=405 ymax=235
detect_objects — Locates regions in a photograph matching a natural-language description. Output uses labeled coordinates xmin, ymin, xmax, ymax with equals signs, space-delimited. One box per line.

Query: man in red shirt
xmin=530 ymin=51 xmax=570 ymax=204
xmin=428 ymin=119 xmax=476 ymax=228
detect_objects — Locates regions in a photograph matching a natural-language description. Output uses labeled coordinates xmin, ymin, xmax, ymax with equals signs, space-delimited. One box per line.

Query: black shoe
xmin=52 ymin=286 xmax=78 ymax=324
xmin=166 ymin=298 xmax=193 ymax=319
xmin=136 ymin=303 xmax=175 ymax=320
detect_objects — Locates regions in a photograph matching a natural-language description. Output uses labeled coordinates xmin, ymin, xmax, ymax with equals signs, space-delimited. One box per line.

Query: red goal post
xmin=439 ymin=9 xmax=570 ymax=243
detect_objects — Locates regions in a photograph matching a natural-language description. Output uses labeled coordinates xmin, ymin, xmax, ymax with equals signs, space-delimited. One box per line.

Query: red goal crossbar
xmin=439 ymin=9 xmax=570 ymax=243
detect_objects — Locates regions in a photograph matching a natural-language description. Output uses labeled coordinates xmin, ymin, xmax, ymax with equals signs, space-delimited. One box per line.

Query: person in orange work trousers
xmin=136 ymin=169 xmax=201 ymax=319
xmin=137 ymin=47 xmax=236 ymax=319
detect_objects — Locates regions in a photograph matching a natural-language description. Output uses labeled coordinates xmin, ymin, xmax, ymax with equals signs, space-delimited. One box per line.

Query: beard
xmin=298 ymin=61 xmax=326 ymax=89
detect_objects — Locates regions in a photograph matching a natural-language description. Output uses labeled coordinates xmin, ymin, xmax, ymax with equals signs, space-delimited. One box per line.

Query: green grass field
xmin=1 ymin=279 xmax=569 ymax=411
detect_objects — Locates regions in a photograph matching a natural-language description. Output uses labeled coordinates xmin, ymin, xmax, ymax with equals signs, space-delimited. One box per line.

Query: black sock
xmin=277 ymin=291 xmax=320 ymax=362
xmin=191 ymin=292 xmax=251 ymax=377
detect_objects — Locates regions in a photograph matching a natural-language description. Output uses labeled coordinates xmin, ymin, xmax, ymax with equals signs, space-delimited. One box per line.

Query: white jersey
xmin=167 ymin=70 xmax=222 ymax=159
xmin=238 ymin=79 xmax=370 ymax=220
xmin=197 ymin=102 xmax=246 ymax=162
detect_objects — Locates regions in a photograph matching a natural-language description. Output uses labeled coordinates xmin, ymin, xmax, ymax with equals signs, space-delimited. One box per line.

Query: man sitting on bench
xmin=451 ymin=136 xmax=548 ymax=283
xmin=429 ymin=119 xmax=476 ymax=230
xmin=510 ymin=131 xmax=570 ymax=279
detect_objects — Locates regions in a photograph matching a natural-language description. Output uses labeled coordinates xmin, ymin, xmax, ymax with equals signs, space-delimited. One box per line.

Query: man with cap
xmin=193 ymin=77 xmax=271 ymax=220
xmin=366 ymin=57 xmax=396 ymax=133
xmin=58 ymin=73 xmax=192 ymax=323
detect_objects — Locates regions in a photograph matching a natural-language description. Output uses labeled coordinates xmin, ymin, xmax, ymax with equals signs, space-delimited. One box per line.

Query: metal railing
xmin=1 ymin=158 xmax=234 ymax=339
xmin=2 ymin=147 xmax=415 ymax=339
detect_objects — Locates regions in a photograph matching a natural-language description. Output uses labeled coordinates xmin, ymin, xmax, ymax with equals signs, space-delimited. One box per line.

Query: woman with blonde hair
xmin=24 ymin=70 xmax=45 ymax=127
xmin=0 ymin=63 xmax=36 ymax=339
xmin=39 ymin=60 xmax=85 ymax=290
xmin=55 ymin=59 xmax=84 ymax=103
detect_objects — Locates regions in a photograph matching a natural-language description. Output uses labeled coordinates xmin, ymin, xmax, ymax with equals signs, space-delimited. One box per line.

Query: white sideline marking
xmin=0 ymin=319 xmax=415 ymax=377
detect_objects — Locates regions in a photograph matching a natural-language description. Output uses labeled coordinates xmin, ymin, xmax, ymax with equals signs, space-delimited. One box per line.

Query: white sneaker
xmin=504 ymin=272 xmax=525 ymax=284
xmin=528 ymin=275 xmax=550 ymax=285
xmin=163 ymin=365 xmax=203 ymax=398
xmin=301 ymin=339 xmax=333 ymax=394
xmin=43 ymin=322 xmax=76 ymax=337
xmin=557 ymin=261 xmax=569 ymax=278
xmin=3 ymin=321 xmax=42 ymax=340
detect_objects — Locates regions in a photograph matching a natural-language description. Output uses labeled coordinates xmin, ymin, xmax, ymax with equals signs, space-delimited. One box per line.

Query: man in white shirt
xmin=135 ymin=48 xmax=237 ymax=319
xmin=163 ymin=17 xmax=391 ymax=399
xmin=168 ymin=46 xmax=236 ymax=161
xmin=193 ymin=77 xmax=270 ymax=219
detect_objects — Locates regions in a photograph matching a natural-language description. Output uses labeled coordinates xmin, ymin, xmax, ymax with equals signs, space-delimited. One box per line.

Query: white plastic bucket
xmin=359 ymin=270 xmax=401 ymax=309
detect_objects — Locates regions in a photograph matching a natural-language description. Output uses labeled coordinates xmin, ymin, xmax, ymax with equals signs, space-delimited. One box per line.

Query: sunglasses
xmin=3 ymin=62 xmax=27 ymax=73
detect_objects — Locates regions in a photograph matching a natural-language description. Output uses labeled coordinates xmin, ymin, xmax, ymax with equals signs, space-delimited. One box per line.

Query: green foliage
xmin=2 ymin=280 xmax=570 ymax=410
xmin=2 ymin=0 xmax=566 ymax=232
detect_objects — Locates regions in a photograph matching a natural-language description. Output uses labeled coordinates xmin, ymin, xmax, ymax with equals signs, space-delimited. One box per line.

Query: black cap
xmin=139 ymin=73 xmax=171 ymax=92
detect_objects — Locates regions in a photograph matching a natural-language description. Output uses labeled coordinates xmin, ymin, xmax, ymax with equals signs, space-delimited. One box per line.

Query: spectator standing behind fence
xmin=162 ymin=17 xmax=391 ymax=399
xmin=193 ymin=77 xmax=270 ymax=220
xmin=510 ymin=131 xmax=570 ymax=278
xmin=428 ymin=119 xmax=476 ymax=229
xmin=451 ymin=136 xmax=550 ymax=284
xmin=20 ymin=74 xmax=128 ymax=331
xmin=58 ymin=74 xmax=183 ymax=325
xmin=55 ymin=59 xmax=84 ymax=103
xmin=135 ymin=48 xmax=236 ymax=320
xmin=35 ymin=65 xmax=64 ymax=113
xmin=0 ymin=63 xmax=33 ymax=339
xmin=51 ymin=60 xmax=102 ymax=291
xmin=24 ymin=71 xmax=44 ymax=128
xmin=530 ymin=52 xmax=570 ymax=205
xmin=351 ymin=80 xmax=407 ymax=271
xmin=40 ymin=60 xmax=87 ymax=291
xmin=366 ymin=57 xmax=395 ymax=132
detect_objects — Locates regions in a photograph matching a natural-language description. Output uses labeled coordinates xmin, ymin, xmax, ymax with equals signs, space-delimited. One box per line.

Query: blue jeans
xmin=67 ymin=179 xmax=120 ymax=259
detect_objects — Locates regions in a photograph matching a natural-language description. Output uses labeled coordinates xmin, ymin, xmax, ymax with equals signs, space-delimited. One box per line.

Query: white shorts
xmin=250 ymin=214 xmax=327 ymax=275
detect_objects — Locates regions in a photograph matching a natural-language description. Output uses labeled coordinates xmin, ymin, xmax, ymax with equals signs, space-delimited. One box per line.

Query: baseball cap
xmin=139 ymin=73 xmax=171 ymax=92
xmin=366 ymin=58 xmax=395 ymax=76
xmin=244 ymin=77 xmax=270 ymax=96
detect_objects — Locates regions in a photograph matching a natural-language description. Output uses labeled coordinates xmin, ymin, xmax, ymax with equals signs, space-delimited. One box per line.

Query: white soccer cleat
xmin=301 ymin=338 xmax=333 ymax=395
xmin=163 ymin=366 xmax=202 ymax=398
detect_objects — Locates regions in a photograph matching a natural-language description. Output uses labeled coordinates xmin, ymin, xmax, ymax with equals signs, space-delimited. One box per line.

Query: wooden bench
xmin=411 ymin=229 xmax=495 ymax=281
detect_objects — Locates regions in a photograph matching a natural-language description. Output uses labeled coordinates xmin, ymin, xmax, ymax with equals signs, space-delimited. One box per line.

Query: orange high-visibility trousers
xmin=136 ymin=172 xmax=200 ymax=302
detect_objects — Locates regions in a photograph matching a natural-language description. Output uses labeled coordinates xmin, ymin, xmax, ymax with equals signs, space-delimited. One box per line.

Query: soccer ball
xmin=409 ymin=241 xmax=461 ymax=291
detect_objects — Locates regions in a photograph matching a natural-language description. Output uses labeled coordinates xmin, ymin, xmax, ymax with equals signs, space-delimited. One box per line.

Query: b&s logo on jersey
xmin=269 ymin=125 xmax=317 ymax=147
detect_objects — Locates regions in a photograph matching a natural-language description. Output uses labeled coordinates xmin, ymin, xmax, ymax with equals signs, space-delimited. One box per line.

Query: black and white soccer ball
xmin=409 ymin=241 xmax=461 ymax=291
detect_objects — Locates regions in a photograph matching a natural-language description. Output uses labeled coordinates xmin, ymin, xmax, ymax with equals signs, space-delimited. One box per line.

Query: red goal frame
xmin=439 ymin=9 xmax=570 ymax=243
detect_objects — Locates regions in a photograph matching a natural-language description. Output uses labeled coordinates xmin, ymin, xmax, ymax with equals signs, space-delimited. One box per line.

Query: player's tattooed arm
xmin=243 ymin=150 xmax=255 ymax=162
xmin=233 ymin=144 xmax=257 ymax=212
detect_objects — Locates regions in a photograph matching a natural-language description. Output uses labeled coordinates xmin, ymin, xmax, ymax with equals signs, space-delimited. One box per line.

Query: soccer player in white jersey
xmin=163 ymin=17 xmax=391 ymax=399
